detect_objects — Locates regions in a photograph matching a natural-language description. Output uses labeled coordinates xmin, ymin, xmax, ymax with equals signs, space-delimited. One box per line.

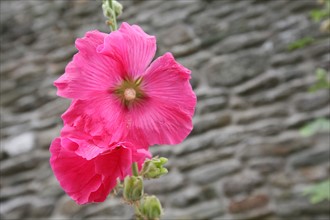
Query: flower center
xmin=124 ymin=88 xmax=136 ymax=101
xmin=113 ymin=77 xmax=144 ymax=107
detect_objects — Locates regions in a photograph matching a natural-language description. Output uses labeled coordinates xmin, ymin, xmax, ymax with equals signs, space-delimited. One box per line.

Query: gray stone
xmin=171 ymin=39 xmax=201 ymax=57
xmin=188 ymin=159 xmax=240 ymax=184
xmin=0 ymin=60 xmax=19 ymax=75
xmin=269 ymin=173 xmax=293 ymax=188
xmin=177 ymin=51 xmax=212 ymax=70
xmin=246 ymin=16 xmax=270 ymax=31
xmin=144 ymin=170 xmax=184 ymax=194
xmin=245 ymin=119 xmax=285 ymax=136
xmin=0 ymin=80 xmax=16 ymax=94
xmin=13 ymin=95 xmax=40 ymax=112
xmin=0 ymin=196 xmax=53 ymax=219
xmin=0 ymin=151 xmax=47 ymax=176
xmin=247 ymin=75 xmax=314 ymax=105
xmin=83 ymin=201 xmax=131 ymax=219
xmin=294 ymin=91 xmax=330 ymax=112
xmin=11 ymin=63 xmax=44 ymax=81
xmin=37 ymin=99 xmax=70 ymax=119
xmin=158 ymin=23 xmax=194 ymax=47
xmin=290 ymin=148 xmax=330 ymax=168
xmin=295 ymin=165 xmax=329 ymax=182
xmin=31 ymin=117 xmax=58 ymax=130
xmin=205 ymin=52 xmax=268 ymax=87
xmin=276 ymin=194 xmax=329 ymax=217
xmin=229 ymin=96 xmax=251 ymax=110
xmin=287 ymin=0 xmax=318 ymax=13
xmin=176 ymin=147 xmax=235 ymax=171
xmin=35 ymin=125 xmax=61 ymax=149
xmin=285 ymin=113 xmax=313 ymax=129
xmin=169 ymin=185 xmax=202 ymax=208
xmin=151 ymin=7 xmax=189 ymax=28
xmin=52 ymin=195 xmax=82 ymax=217
xmin=273 ymin=15 xmax=305 ymax=32
xmin=228 ymin=194 xmax=270 ymax=214
xmin=249 ymin=158 xmax=284 ymax=175
xmin=184 ymin=200 xmax=224 ymax=219
xmin=270 ymin=52 xmax=304 ymax=67
xmin=307 ymin=40 xmax=330 ymax=58
xmin=1 ymin=86 xmax=36 ymax=106
xmin=223 ymin=171 xmax=263 ymax=197
xmin=240 ymin=132 xmax=312 ymax=159
xmin=165 ymin=200 xmax=224 ymax=220
xmin=191 ymin=112 xmax=231 ymax=135
xmin=48 ymin=46 xmax=77 ymax=63
xmin=214 ymin=31 xmax=270 ymax=54
xmin=2 ymin=132 xmax=35 ymax=156
xmin=196 ymin=96 xmax=228 ymax=115
xmin=173 ymin=131 xmax=214 ymax=156
xmin=195 ymin=87 xmax=229 ymax=101
xmin=234 ymin=105 xmax=288 ymax=125
xmin=233 ymin=72 xmax=280 ymax=96
xmin=228 ymin=206 xmax=273 ymax=220
xmin=212 ymin=128 xmax=245 ymax=147
xmin=0 ymin=184 xmax=33 ymax=200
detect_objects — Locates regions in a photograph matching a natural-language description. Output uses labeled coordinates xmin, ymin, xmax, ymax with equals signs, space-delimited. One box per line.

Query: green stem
xmin=132 ymin=162 xmax=139 ymax=177
xmin=107 ymin=0 xmax=118 ymax=31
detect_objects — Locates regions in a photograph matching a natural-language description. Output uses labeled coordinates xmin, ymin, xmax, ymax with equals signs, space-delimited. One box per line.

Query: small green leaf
xmin=310 ymin=9 xmax=329 ymax=22
xmin=287 ymin=37 xmax=314 ymax=51
xmin=299 ymin=118 xmax=330 ymax=137
xmin=309 ymin=68 xmax=330 ymax=93
xmin=303 ymin=179 xmax=330 ymax=204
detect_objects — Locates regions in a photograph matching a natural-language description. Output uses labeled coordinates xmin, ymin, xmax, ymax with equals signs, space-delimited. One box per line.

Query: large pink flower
xmin=50 ymin=125 xmax=150 ymax=204
xmin=54 ymin=22 xmax=196 ymax=148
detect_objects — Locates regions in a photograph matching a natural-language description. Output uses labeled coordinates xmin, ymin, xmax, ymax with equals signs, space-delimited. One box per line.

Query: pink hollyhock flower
xmin=54 ymin=22 xmax=196 ymax=148
xmin=50 ymin=125 xmax=151 ymax=204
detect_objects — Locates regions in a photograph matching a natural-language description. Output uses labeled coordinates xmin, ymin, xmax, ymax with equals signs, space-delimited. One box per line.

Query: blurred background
xmin=0 ymin=0 xmax=329 ymax=219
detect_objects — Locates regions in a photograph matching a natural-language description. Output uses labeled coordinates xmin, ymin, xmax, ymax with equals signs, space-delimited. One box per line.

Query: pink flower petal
xmin=54 ymin=30 xmax=124 ymax=100
xmin=62 ymin=96 xmax=142 ymax=146
xmin=87 ymin=177 xmax=113 ymax=203
xmin=142 ymin=52 xmax=195 ymax=116
xmin=50 ymin=137 xmax=150 ymax=204
xmin=97 ymin=22 xmax=156 ymax=79
xmin=61 ymin=53 xmax=196 ymax=146
xmin=128 ymin=52 xmax=196 ymax=145
xmin=60 ymin=124 xmax=112 ymax=160
xmin=50 ymin=138 xmax=102 ymax=200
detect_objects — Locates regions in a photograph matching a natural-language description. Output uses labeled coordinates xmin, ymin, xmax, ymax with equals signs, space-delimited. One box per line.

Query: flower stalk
xmin=120 ymin=157 xmax=167 ymax=219
xmin=132 ymin=162 xmax=139 ymax=176
xmin=102 ymin=0 xmax=122 ymax=31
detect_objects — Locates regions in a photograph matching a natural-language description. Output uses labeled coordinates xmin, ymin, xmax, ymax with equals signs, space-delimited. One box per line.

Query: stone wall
xmin=0 ymin=0 xmax=329 ymax=219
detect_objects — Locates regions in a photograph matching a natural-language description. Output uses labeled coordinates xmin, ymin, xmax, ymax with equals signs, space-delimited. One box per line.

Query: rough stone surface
xmin=188 ymin=159 xmax=241 ymax=184
xmin=205 ymin=51 xmax=268 ymax=87
xmin=228 ymin=194 xmax=269 ymax=214
xmin=1 ymin=0 xmax=329 ymax=219
xmin=2 ymin=132 xmax=35 ymax=156
xmin=223 ymin=171 xmax=263 ymax=197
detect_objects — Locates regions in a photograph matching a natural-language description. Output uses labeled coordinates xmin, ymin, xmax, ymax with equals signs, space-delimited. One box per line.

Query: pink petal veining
xmin=54 ymin=30 xmax=124 ymax=100
xmin=55 ymin=23 xmax=196 ymax=148
xmin=50 ymin=136 xmax=150 ymax=204
xmin=97 ymin=22 xmax=157 ymax=78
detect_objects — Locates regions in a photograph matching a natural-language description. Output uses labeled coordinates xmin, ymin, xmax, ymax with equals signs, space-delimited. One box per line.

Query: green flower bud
xmin=113 ymin=0 xmax=123 ymax=17
xmin=139 ymin=195 xmax=163 ymax=220
xmin=142 ymin=157 xmax=168 ymax=179
xmin=123 ymin=176 xmax=144 ymax=202
xmin=102 ymin=0 xmax=123 ymax=18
